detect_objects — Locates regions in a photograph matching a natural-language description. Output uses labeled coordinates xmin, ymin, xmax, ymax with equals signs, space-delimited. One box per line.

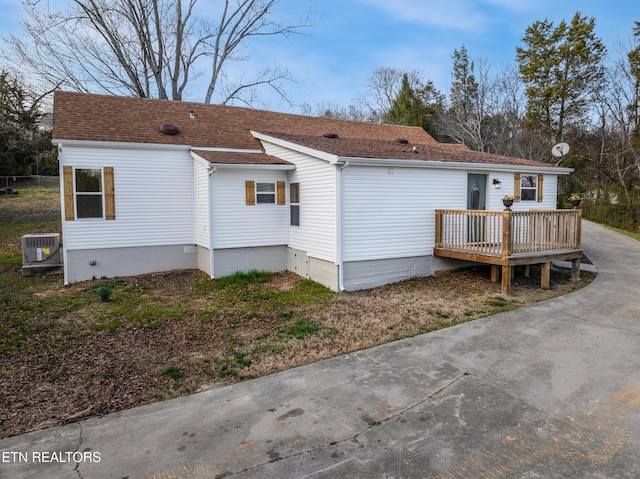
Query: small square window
xmin=256 ymin=183 xmax=275 ymax=204
xmin=520 ymin=175 xmax=537 ymax=202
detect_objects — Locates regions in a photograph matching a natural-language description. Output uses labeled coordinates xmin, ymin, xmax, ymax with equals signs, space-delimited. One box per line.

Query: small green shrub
xmin=98 ymin=285 xmax=113 ymax=302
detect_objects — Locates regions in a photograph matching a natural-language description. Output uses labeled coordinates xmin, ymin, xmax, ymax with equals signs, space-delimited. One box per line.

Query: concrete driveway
xmin=2 ymin=220 xmax=640 ymax=478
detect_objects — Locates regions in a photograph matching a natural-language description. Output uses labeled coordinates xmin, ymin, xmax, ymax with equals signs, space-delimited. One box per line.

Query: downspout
xmin=337 ymin=160 xmax=349 ymax=291
xmin=190 ymin=158 xmax=196 ymax=253
xmin=58 ymin=143 xmax=69 ymax=285
xmin=208 ymin=165 xmax=217 ymax=279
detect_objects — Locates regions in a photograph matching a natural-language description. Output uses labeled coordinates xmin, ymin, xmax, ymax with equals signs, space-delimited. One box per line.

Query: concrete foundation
xmin=65 ymin=244 xmax=198 ymax=283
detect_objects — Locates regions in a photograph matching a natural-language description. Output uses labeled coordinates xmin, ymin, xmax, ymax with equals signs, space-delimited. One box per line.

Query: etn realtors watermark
xmin=2 ymin=450 xmax=101 ymax=463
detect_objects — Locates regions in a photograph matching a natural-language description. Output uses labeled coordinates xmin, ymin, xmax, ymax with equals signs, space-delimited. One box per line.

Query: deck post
xmin=500 ymin=211 xmax=512 ymax=296
xmin=571 ymin=258 xmax=581 ymax=282
xmin=435 ymin=210 xmax=442 ymax=249
xmin=541 ymin=262 xmax=551 ymax=289
xmin=491 ymin=265 xmax=500 ymax=282
xmin=502 ymin=211 xmax=512 ymax=257
xmin=501 ymin=264 xmax=511 ymax=296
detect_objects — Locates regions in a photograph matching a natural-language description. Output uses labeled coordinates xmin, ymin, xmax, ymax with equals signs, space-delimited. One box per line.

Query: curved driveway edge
xmin=2 ymin=220 xmax=640 ymax=478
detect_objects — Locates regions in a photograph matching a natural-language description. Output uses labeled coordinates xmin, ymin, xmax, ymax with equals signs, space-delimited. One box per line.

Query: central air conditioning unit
xmin=21 ymin=234 xmax=63 ymax=276
xmin=22 ymin=233 xmax=60 ymax=264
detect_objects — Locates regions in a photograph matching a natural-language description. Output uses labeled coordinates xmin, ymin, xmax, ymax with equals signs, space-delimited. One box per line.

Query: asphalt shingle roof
xmin=53 ymin=91 xmax=557 ymax=169
xmin=191 ymin=150 xmax=292 ymax=166
xmin=256 ymin=131 xmax=553 ymax=167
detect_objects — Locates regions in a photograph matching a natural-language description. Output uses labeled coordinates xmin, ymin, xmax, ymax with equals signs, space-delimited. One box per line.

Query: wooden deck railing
xmin=435 ymin=209 xmax=582 ymax=257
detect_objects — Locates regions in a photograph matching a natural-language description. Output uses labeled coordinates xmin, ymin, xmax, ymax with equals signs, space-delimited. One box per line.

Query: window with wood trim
xmin=290 ymin=183 xmax=300 ymax=226
xmin=515 ymin=174 xmax=544 ymax=203
xmin=245 ymin=180 xmax=286 ymax=206
xmin=63 ymin=166 xmax=116 ymax=220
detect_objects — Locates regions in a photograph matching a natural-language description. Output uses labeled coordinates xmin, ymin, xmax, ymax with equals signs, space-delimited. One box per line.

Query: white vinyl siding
xmin=261 ymin=142 xmax=337 ymax=263
xmin=487 ymin=173 xmax=558 ymax=210
xmin=61 ymin=146 xmax=194 ymax=249
xmin=341 ymin=167 xmax=465 ymax=261
xmin=541 ymin=175 xmax=558 ymax=208
xmin=193 ymin=159 xmax=210 ymax=248
xmin=211 ymin=169 xmax=288 ymax=248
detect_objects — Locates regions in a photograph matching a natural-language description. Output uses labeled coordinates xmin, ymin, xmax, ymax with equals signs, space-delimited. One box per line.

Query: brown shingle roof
xmin=53 ymin=91 xmax=556 ymax=169
xmin=53 ymin=91 xmax=435 ymax=149
xmin=257 ymin=132 xmax=556 ymax=168
xmin=192 ymin=150 xmax=292 ymax=166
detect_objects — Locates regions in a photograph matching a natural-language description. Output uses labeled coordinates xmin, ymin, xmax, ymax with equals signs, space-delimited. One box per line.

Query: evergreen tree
xmin=384 ymin=73 xmax=442 ymax=136
xmin=0 ymin=71 xmax=54 ymax=176
xmin=450 ymin=45 xmax=478 ymax=122
xmin=516 ymin=12 xmax=606 ymax=145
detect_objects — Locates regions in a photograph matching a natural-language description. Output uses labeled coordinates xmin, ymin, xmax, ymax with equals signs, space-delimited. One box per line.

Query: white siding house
xmin=53 ymin=91 xmax=574 ymax=291
xmin=59 ymin=144 xmax=197 ymax=283
xmin=209 ymin=167 xmax=290 ymax=279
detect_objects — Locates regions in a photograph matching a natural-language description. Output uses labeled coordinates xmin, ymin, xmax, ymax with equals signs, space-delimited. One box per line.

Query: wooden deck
xmin=434 ymin=209 xmax=583 ymax=295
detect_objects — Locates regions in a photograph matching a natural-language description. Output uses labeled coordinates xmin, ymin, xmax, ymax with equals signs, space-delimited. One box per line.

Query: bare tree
xmin=299 ymin=102 xmax=369 ymax=121
xmin=3 ymin=0 xmax=308 ymax=104
xmin=438 ymin=56 xmax=489 ymax=151
xmin=589 ymin=41 xmax=640 ymax=221
xmin=436 ymin=57 xmax=538 ymax=159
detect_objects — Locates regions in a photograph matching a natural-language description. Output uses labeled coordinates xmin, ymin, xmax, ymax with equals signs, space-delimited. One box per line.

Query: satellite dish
xmin=552 ymin=142 xmax=570 ymax=158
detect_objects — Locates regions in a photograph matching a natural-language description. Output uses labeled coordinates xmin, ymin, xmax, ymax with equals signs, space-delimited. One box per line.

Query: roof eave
xmin=251 ymin=131 xmax=341 ymax=164
xmin=190 ymin=151 xmax=293 ymax=170
xmin=204 ymin=163 xmax=295 ymax=170
xmin=336 ymin=156 xmax=573 ymax=175
xmin=53 ymin=139 xmax=191 ymax=151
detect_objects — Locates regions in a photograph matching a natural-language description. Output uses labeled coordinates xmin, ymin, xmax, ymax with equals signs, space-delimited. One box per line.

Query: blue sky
xmin=1 ymin=0 xmax=638 ymax=113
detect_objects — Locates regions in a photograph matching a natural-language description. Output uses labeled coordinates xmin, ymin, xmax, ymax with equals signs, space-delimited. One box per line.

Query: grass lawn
xmin=605 ymin=225 xmax=640 ymax=242
xmin=0 ymin=185 xmax=595 ymax=439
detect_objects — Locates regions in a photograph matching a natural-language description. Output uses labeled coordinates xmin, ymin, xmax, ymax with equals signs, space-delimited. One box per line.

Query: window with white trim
xmin=245 ymin=180 xmax=286 ymax=206
xmin=256 ymin=182 xmax=276 ymax=204
xmin=520 ymin=175 xmax=537 ymax=202
xmin=75 ymin=168 xmax=103 ymax=218
xmin=290 ymin=183 xmax=300 ymax=226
